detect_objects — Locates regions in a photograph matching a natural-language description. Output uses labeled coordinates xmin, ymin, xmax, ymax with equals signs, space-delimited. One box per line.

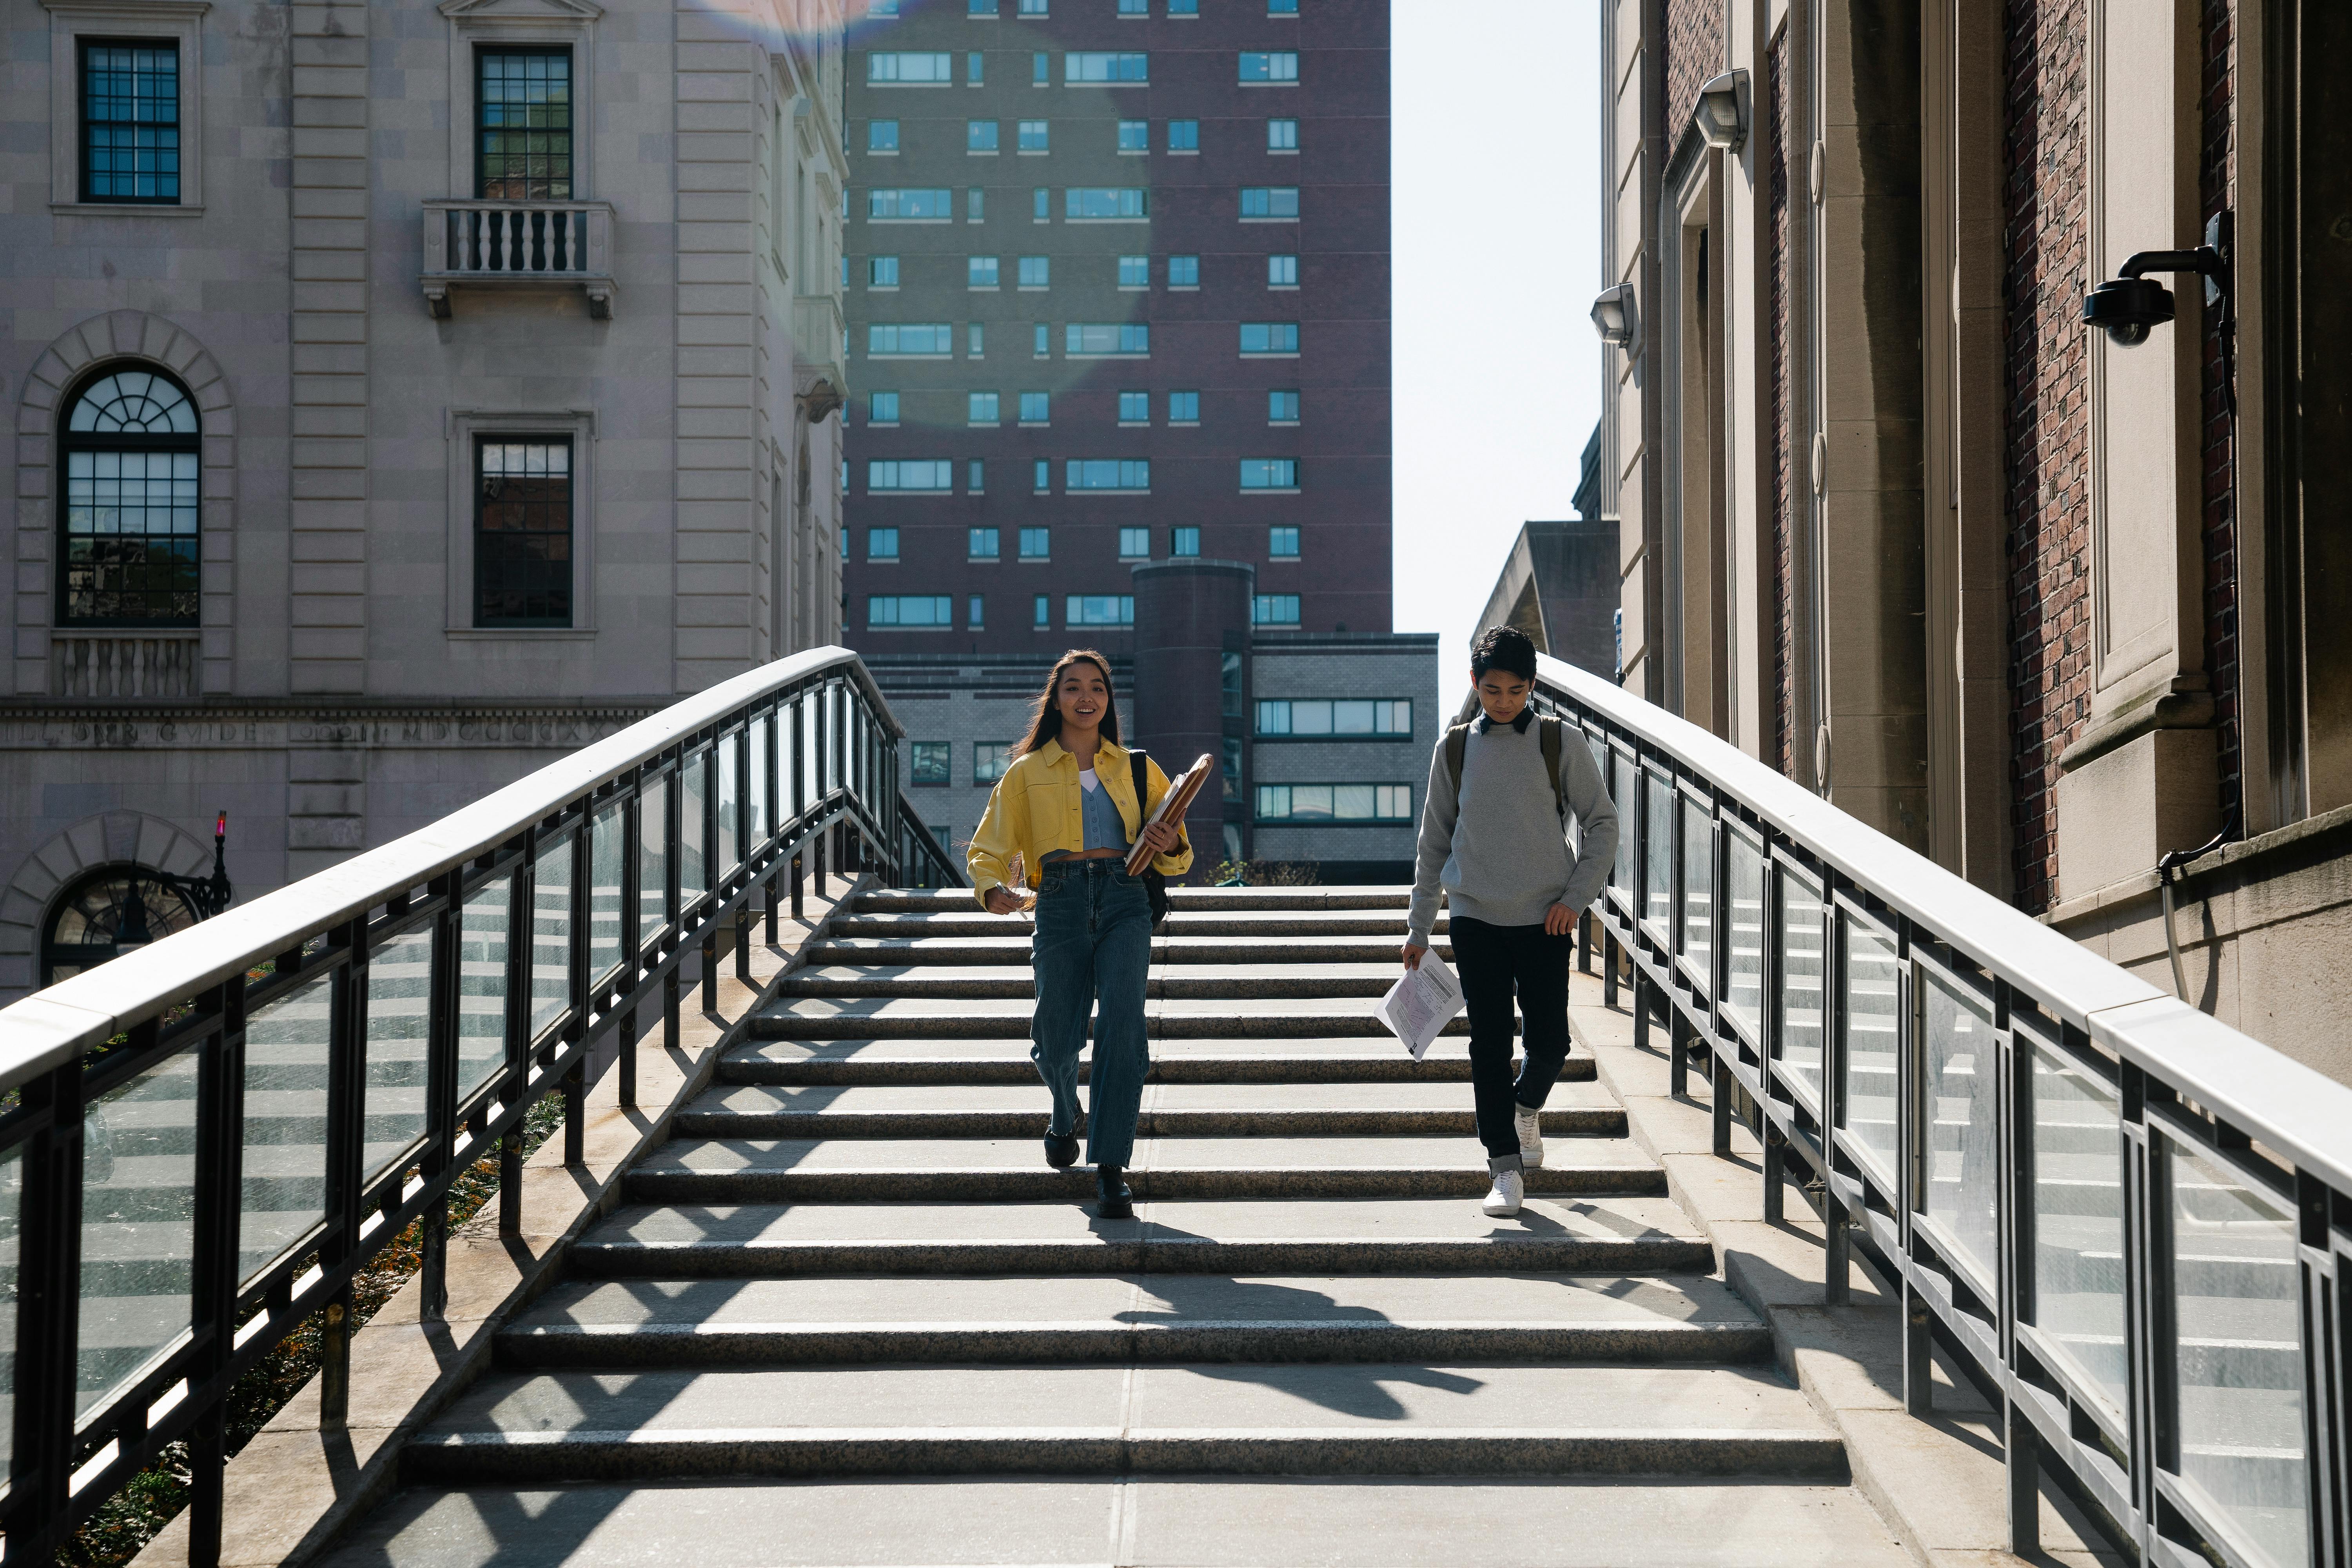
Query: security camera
xmin=2083 ymin=247 xmax=2226 ymax=347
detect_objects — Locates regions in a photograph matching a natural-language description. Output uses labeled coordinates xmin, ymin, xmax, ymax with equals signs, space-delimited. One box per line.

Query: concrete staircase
xmin=321 ymin=887 xmax=1910 ymax=1567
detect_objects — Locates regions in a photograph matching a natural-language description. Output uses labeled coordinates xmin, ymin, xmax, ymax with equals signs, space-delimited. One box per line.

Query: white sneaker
xmin=1514 ymin=1104 xmax=1545 ymax=1169
xmin=1481 ymin=1168 xmax=1525 ymax=1217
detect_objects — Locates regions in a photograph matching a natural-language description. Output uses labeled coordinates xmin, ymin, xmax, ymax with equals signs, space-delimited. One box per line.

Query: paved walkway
xmin=317 ymin=887 xmax=1911 ymax=1566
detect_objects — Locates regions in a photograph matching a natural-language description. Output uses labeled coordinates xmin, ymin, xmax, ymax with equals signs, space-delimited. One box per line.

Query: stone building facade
xmin=0 ymin=0 xmax=854 ymax=997
xmin=1596 ymin=0 xmax=2352 ymax=1082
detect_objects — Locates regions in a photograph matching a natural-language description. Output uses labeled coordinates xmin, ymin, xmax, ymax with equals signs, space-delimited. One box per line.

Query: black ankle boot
xmin=1044 ymin=1126 xmax=1080 ymax=1169
xmin=1095 ymin=1163 xmax=1134 ymax=1220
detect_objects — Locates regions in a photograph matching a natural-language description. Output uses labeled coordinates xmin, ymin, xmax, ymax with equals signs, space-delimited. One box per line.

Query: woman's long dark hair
xmin=1012 ymin=649 xmax=1121 ymax=759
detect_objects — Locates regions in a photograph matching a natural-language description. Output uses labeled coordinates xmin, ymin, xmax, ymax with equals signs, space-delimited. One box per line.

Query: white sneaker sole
xmin=1516 ymin=1113 xmax=1544 ymax=1169
xmin=1481 ymin=1194 xmax=1522 ymax=1218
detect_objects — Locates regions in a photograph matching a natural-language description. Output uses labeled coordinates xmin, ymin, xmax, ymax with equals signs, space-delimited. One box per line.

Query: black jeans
xmin=1449 ymin=914 xmax=1573 ymax=1173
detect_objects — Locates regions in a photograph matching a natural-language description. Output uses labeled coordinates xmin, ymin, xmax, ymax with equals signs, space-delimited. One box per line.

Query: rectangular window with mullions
xmin=477 ymin=47 xmax=573 ymax=199
xmin=475 ymin=438 xmax=574 ymax=627
xmin=80 ymin=41 xmax=180 ymax=203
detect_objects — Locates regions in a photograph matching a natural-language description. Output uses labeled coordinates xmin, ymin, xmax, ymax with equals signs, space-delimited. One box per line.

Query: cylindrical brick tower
xmin=1130 ymin=559 xmax=1254 ymax=881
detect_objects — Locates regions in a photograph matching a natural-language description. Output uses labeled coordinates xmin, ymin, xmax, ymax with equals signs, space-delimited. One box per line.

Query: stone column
xmin=1131 ymin=559 xmax=1253 ymax=880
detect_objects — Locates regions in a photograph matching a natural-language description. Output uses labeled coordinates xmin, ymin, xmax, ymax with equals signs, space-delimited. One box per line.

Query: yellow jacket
xmin=967 ymin=737 xmax=1195 ymax=901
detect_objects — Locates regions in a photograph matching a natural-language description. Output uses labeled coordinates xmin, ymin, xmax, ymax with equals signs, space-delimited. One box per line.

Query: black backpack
xmin=1128 ymin=748 xmax=1174 ymax=929
xmin=1445 ymin=713 xmax=1569 ymax=820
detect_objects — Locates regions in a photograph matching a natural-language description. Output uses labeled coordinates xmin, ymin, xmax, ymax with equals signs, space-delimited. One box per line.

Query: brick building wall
xmin=2200 ymin=0 xmax=2240 ymax=832
xmin=1663 ymin=0 xmax=1726 ymax=145
xmin=1766 ymin=26 xmax=1794 ymax=781
xmin=2001 ymin=0 xmax=2093 ymax=914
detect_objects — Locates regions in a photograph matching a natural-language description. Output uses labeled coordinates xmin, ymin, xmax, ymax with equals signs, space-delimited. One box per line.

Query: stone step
xmin=719 ymin=1038 xmax=1597 ymax=1086
xmin=751 ymin=998 xmax=1480 ymax=1040
xmin=829 ymin=912 xmax=1443 ymax=940
xmin=498 ymin=1272 xmax=1768 ymax=1368
xmin=405 ymin=1361 xmax=1844 ymax=1483
xmin=318 ymin=1475 xmax=1913 ymax=1568
xmin=669 ymin=1081 xmax=1626 ymax=1142
xmin=773 ymin=964 xmax=1408 ymax=1001
xmin=568 ymin=1196 xmax=1715 ymax=1279
xmin=857 ymin=887 xmax=1415 ymax=914
xmin=808 ymin=936 xmax=1459 ymax=967
xmin=626 ymin=1136 xmax=1666 ymax=1202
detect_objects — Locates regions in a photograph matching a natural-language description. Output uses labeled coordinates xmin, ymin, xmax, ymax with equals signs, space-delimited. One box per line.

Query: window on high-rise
xmin=1118 ymin=255 xmax=1149 ymax=288
xmin=867 ymin=120 xmax=900 ymax=152
xmin=1240 ymin=187 xmax=1299 ymax=220
xmin=1118 ymin=391 xmax=1150 ymax=423
xmin=1032 ymin=187 xmax=1050 ymax=220
xmin=1018 ymin=119 xmax=1049 ymax=152
xmin=1018 ymin=0 xmax=1047 ymax=13
xmin=1267 ymin=117 xmax=1299 ymax=151
xmin=867 ymin=461 xmax=953 ymax=491
xmin=976 ymin=742 xmax=1014 ymax=783
xmin=1171 ymin=526 xmax=1201 ymax=557
xmin=1063 ymin=51 xmax=1148 ymax=83
xmin=1238 ymin=51 xmax=1298 ymax=83
xmin=1240 ymin=458 xmax=1299 ymax=490
xmin=867 ymin=323 xmax=954 ymax=355
xmin=1033 ymin=594 xmax=1050 ymax=628
xmin=1119 ymin=527 xmax=1150 ymax=559
xmin=81 ymin=42 xmax=184 ymax=203
xmin=869 ymin=256 xmax=900 ymax=287
xmin=867 ymin=526 xmax=900 ymax=560
xmin=1067 ymin=459 xmax=1149 ymax=491
xmin=1032 ymin=459 xmax=1051 ymax=492
xmin=911 ymin=741 xmax=950 ymax=786
xmin=969 ymin=321 xmax=985 ymax=356
xmin=967 ymin=41 xmax=987 ymax=67
xmin=1169 ymin=0 xmax=1197 ymax=12
xmin=1240 ymin=322 xmax=1299 ymax=355
xmin=1252 ymin=593 xmax=1301 ymax=625
xmin=1118 ymin=0 xmax=1146 ymax=12
xmin=969 ymin=526 xmax=1000 ymax=558
xmin=1018 ymin=255 xmax=1050 ymax=288
xmin=967 ymin=595 xmax=985 ymax=629
xmin=1066 ymin=187 xmax=1148 ymax=220
xmin=967 ymin=459 xmax=986 ymax=491
xmin=1118 ymin=119 xmax=1148 ymax=152
xmin=1267 ymin=0 xmax=1298 ymax=12
xmin=1033 ymin=322 xmax=1050 ymax=357
xmin=1067 ymin=322 xmax=1149 ymax=355
xmin=868 ymin=595 xmax=954 ymax=626
xmin=869 ymin=187 xmax=954 ymax=219
xmin=1067 ymin=595 xmax=1135 ymax=626
xmin=1168 ymin=390 xmax=1200 ymax=423
xmin=1255 ymin=784 xmax=1414 ymax=822
xmin=869 ymin=390 xmax=900 ymax=424
xmin=1032 ymin=51 xmax=1049 ymax=84
xmin=1269 ymin=526 xmax=1300 ymax=559
xmin=1256 ymin=700 xmax=1413 ymax=737
xmin=967 ymin=187 xmax=985 ymax=221
xmin=1269 ymin=389 xmax=1300 ymax=422
xmin=1020 ymin=391 xmax=1050 ymax=423
xmin=967 ymin=119 xmax=999 ymax=152
xmin=1168 ymin=119 xmax=1200 ymax=152
xmin=1169 ymin=255 xmax=1200 ymax=288
xmin=969 ymin=255 xmax=999 ymax=287
xmin=1268 ymin=254 xmax=1298 ymax=287
xmin=1021 ymin=525 xmax=1051 ymax=557
xmin=969 ymin=390 xmax=1000 ymax=423
xmin=867 ymin=51 xmax=954 ymax=83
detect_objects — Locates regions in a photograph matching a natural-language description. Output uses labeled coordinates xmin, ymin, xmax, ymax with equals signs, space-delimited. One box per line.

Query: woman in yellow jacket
xmin=969 ymin=649 xmax=1193 ymax=1218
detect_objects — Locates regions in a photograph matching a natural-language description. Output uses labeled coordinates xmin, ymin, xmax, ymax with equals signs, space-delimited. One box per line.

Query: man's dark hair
xmin=1470 ymin=625 xmax=1538 ymax=682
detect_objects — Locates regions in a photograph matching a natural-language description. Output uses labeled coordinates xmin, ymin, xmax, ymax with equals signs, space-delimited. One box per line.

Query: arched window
xmin=41 ymin=865 xmax=200 ymax=987
xmin=60 ymin=368 xmax=201 ymax=627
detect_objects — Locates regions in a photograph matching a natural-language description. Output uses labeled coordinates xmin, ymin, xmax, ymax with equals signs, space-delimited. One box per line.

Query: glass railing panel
xmin=588 ymin=799 xmax=624 ymax=985
xmin=750 ymin=714 xmax=771 ymax=844
xmin=717 ymin=736 xmax=741 ymax=882
xmin=2031 ymin=1040 xmax=2125 ymax=1417
xmin=1642 ymin=772 xmax=1673 ymax=938
xmin=1609 ymin=752 xmax=1635 ymax=903
xmin=1680 ymin=796 xmax=1713 ymax=987
xmin=528 ymin=836 xmax=572 ymax=1040
xmin=240 ymin=971 xmax=332 ymax=1282
xmin=361 ymin=927 xmax=432 ymax=1181
xmin=1840 ymin=914 xmax=1901 ymax=1179
xmin=1777 ymin=873 xmax=1826 ymax=1108
xmin=638 ymin=775 xmax=668 ymax=940
xmin=456 ymin=877 xmax=510 ymax=1102
xmin=1921 ymin=967 xmax=1999 ymax=1284
xmin=2167 ymin=1141 xmax=2307 ymax=1567
xmin=1722 ymin=832 xmax=1763 ymax=1034
xmin=78 ymin=1048 xmax=199 ymax=1416
xmin=798 ymin=695 xmax=816 ymax=811
xmin=680 ymin=750 xmax=709 ymax=903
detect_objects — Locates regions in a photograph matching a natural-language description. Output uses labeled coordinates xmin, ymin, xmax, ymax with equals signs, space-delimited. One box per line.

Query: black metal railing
xmin=0 ymin=647 xmax=960 ymax=1563
xmin=1538 ymin=653 xmax=2352 ymax=1568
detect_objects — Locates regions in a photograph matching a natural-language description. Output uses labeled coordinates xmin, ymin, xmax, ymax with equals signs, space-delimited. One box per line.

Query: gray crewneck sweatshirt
xmin=1406 ymin=708 xmax=1620 ymax=947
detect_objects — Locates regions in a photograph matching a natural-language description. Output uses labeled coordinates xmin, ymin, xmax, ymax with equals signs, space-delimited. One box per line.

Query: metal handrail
xmin=1537 ymin=652 xmax=2349 ymax=1568
xmin=0 ymin=646 xmax=962 ymax=1563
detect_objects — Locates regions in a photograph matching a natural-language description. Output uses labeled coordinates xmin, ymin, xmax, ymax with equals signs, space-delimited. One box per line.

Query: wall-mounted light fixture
xmin=1693 ymin=70 xmax=1750 ymax=152
xmin=1590 ymin=283 xmax=1638 ymax=347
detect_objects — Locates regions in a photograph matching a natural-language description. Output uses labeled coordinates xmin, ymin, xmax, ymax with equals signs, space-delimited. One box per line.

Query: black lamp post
xmin=117 ymin=812 xmax=234 ymax=947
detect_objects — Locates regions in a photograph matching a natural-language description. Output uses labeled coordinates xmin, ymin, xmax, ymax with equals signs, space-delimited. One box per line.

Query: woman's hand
xmin=1401 ymin=942 xmax=1426 ymax=970
xmin=982 ymin=885 xmax=1025 ymax=916
xmin=1136 ymin=819 xmax=1181 ymax=859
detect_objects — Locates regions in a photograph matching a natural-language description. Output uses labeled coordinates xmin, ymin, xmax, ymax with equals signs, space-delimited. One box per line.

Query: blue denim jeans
xmin=1030 ymin=858 xmax=1152 ymax=1167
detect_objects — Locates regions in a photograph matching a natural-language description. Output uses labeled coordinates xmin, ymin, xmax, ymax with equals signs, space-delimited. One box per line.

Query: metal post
xmin=1824 ymin=1189 xmax=1851 ymax=1304
xmin=664 ymin=964 xmax=681 ymax=1053
xmin=2006 ymin=1399 xmax=2042 ymax=1553
xmin=1577 ymin=911 xmax=1593 ymax=975
xmin=187 ymin=1400 xmax=225 ymax=1568
xmin=1762 ymin=1119 xmax=1786 ymax=1223
xmin=701 ymin=929 xmax=719 ymax=1013
xmin=791 ymin=850 xmax=805 ymax=920
xmin=1903 ymin=1278 xmax=1935 ymax=1414
xmin=619 ymin=1005 xmax=638 ymax=1107
xmin=815 ymin=828 xmax=828 ymax=904
xmin=765 ymin=867 xmax=780 ymax=945
xmin=499 ymin=1126 xmax=523 ymax=1240
xmin=735 ymin=898 xmax=752 ymax=983
xmin=1630 ymin=965 xmax=1647 ymax=1052
xmin=1669 ymin=999 xmax=1690 ymax=1099
xmin=318 ymin=1287 xmax=352 ymax=1427
xmin=1711 ymin=1051 xmax=1733 ymax=1157
xmin=419 ymin=1191 xmax=448 ymax=1320
xmin=563 ymin=1059 xmax=585 ymax=1167
xmin=1604 ymin=930 xmax=1619 ymax=1009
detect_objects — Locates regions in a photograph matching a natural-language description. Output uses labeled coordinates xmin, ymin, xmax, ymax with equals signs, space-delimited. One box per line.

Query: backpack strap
xmin=1128 ymin=746 xmax=1150 ymax=837
xmin=1444 ymin=723 xmax=1470 ymax=797
xmin=1540 ymin=715 xmax=1568 ymax=821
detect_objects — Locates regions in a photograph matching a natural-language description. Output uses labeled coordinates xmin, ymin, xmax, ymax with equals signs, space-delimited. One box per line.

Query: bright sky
xmin=1390 ymin=0 xmax=1602 ymax=670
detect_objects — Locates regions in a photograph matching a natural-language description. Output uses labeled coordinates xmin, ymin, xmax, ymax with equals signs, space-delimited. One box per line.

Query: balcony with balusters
xmin=420 ymin=200 xmax=617 ymax=319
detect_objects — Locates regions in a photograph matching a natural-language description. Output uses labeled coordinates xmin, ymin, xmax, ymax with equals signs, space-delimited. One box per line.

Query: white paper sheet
xmin=1375 ymin=953 xmax=1466 ymax=1062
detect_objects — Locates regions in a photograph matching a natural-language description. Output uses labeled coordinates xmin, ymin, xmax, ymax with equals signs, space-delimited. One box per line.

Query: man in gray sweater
xmin=1403 ymin=626 xmax=1619 ymax=1217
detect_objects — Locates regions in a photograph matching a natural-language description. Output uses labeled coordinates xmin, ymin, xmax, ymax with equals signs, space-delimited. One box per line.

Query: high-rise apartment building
xmin=839 ymin=0 xmax=1391 ymax=653
xmin=840 ymin=0 xmax=1410 ymax=875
